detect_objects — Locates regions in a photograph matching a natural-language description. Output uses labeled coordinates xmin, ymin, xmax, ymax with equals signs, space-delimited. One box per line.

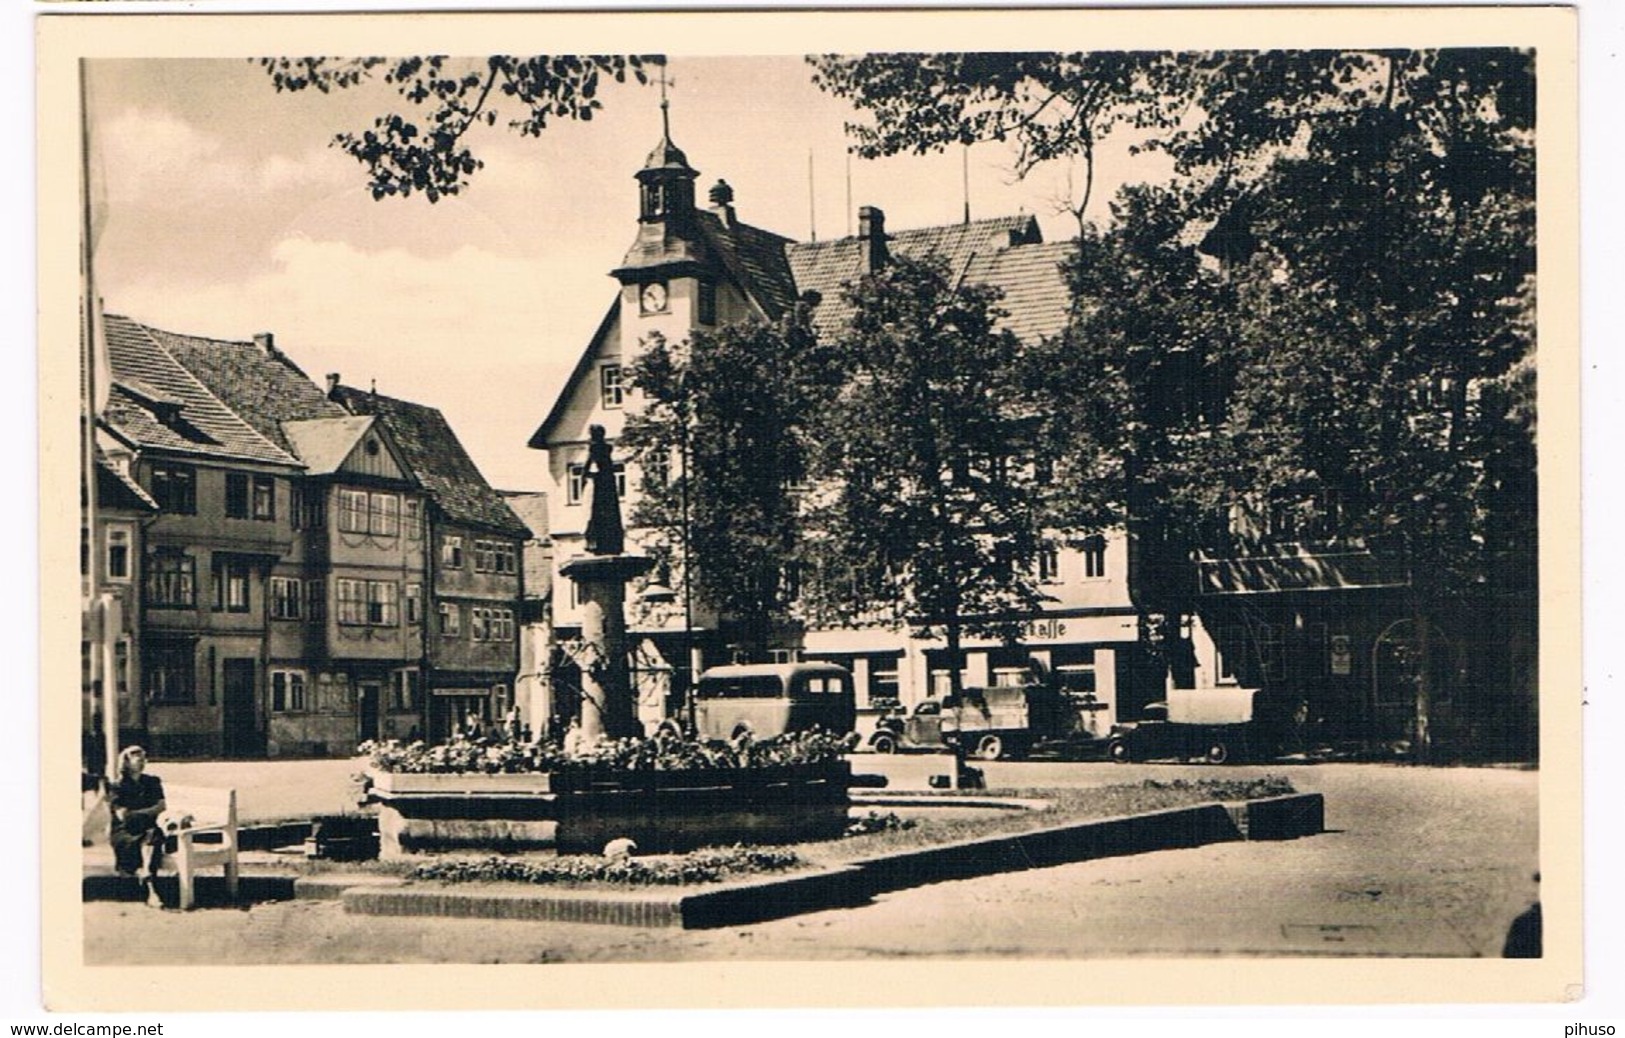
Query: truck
xmin=1104 ymin=686 xmax=1298 ymax=764
xmin=868 ymin=683 xmax=1077 ymax=761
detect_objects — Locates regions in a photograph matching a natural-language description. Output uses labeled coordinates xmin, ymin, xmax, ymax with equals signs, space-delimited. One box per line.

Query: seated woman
xmin=108 ymin=746 xmax=166 ymax=908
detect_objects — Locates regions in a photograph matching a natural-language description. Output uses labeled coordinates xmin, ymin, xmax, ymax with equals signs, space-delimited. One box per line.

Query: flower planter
xmin=367 ymin=762 xmax=852 ymax=858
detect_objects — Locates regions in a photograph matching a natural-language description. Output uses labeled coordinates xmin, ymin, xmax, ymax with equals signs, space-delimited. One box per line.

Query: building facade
xmin=86 ymin=315 xmax=527 ymax=757
xmin=527 ymin=125 xmax=1166 ymax=738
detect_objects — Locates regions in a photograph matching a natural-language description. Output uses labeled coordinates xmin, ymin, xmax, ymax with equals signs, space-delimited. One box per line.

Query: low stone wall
xmin=368 ymin=763 xmax=852 ymax=857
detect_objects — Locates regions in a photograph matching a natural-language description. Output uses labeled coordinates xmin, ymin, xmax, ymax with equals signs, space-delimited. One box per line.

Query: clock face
xmin=640 ymin=282 xmax=669 ymax=314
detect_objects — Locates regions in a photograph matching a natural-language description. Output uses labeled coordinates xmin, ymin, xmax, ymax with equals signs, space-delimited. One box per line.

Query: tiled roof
xmin=282 ymin=416 xmax=379 ymax=476
xmin=143 ymin=325 xmax=347 ymax=455
xmin=91 ymin=448 xmax=158 ymax=512
xmin=100 ymin=315 xmax=301 ymax=467
xmin=961 ymin=240 xmax=1077 ymax=344
xmin=695 ymin=210 xmax=799 ymax=320
xmin=786 ymin=214 xmax=1054 ymax=340
xmin=331 ymin=385 xmax=530 ymax=539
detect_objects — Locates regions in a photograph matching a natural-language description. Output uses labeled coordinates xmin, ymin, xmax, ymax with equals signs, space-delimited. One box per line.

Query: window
xmin=339 ymin=489 xmax=370 ymax=532
xmin=295 ymin=485 xmax=326 ymax=529
xmin=368 ymin=582 xmax=398 ymax=625
xmin=336 ymin=579 xmax=397 ymax=625
xmin=338 ymin=490 xmax=399 ymax=535
xmin=1037 ymin=543 xmax=1062 ymax=584
xmin=601 ymin=364 xmax=624 ymax=409
xmin=698 ymin=281 xmax=717 ymax=325
xmin=211 ymin=556 xmax=251 ymax=613
xmin=336 ymin=579 xmax=364 ymax=625
xmin=474 ymin=540 xmax=518 ymax=574
xmin=1082 ymin=536 xmax=1107 ymax=579
xmin=144 ymin=551 xmax=195 ymax=608
xmin=270 ymin=576 xmax=302 ymax=620
xmin=150 ymin=464 xmax=196 ymax=515
xmin=371 ymin=493 xmax=399 ymax=536
xmin=252 ymin=475 xmax=275 ymax=520
xmin=441 ymin=535 xmax=464 ymax=569
xmin=405 ymin=583 xmax=422 ymax=625
xmin=271 ymin=669 xmax=308 ymax=712
xmin=471 ymin=607 xmax=515 ymax=642
xmin=144 ymin=642 xmax=194 ymax=704
xmin=225 ymin=473 xmax=250 ymax=518
xmin=567 ymin=454 xmax=626 ymax=502
xmin=404 ymin=499 xmax=421 ymax=540
xmin=105 ymin=525 xmax=131 ymax=582
xmin=439 ymin=602 xmax=461 ymax=637
xmin=306 ymin=579 xmax=326 ymax=621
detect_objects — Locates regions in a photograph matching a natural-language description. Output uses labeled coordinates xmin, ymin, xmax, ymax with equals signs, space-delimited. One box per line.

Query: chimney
xmin=253 ymin=332 xmax=277 ymax=357
xmin=708 ymin=179 xmax=736 ymax=227
xmin=326 ymin=373 xmax=340 ymax=397
xmin=858 ymin=205 xmax=889 ymax=273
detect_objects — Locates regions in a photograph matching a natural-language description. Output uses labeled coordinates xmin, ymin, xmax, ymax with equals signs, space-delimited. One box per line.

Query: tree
xmin=804 ymin=256 xmax=1045 ymax=704
xmin=808 ymin=52 xmax=1188 ymax=233
xmin=815 ymin=49 xmax=1537 ymax=757
xmin=257 ymin=55 xmax=657 ymax=201
xmin=620 ymin=312 xmax=838 ymax=655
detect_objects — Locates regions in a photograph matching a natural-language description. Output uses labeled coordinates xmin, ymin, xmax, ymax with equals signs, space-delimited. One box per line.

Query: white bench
xmin=160 ymin=785 xmax=240 ymax=911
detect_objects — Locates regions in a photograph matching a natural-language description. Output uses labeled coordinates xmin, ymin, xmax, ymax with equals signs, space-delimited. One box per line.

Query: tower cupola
xmin=635 ymin=83 xmax=699 ymax=227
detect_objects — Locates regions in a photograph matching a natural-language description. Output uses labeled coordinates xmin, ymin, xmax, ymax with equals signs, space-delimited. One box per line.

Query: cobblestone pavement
xmin=82 ymin=762 xmax=1540 ymax=965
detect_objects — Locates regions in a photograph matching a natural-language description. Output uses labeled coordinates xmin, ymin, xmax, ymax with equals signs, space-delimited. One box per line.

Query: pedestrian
xmin=108 ymin=746 xmax=166 ymax=908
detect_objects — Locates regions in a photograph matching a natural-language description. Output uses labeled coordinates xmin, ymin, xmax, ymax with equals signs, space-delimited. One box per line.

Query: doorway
xmin=358 ymin=680 xmax=382 ymax=744
xmin=221 ymin=659 xmax=261 ymax=757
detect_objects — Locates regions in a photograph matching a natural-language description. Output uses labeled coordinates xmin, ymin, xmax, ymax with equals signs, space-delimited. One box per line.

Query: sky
xmin=83 ymin=55 xmax=1170 ymax=492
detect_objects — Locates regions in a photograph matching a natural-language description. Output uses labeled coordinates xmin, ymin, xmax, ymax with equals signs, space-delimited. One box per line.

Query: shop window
xmin=144 ymin=643 xmax=195 ymax=704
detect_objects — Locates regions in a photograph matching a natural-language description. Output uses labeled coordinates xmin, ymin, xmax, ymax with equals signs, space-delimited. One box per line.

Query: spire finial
xmin=656 ymin=63 xmax=675 ymax=140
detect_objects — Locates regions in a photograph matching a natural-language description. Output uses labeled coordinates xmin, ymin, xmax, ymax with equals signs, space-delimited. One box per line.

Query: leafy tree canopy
xmin=621 ymin=313 xmax=839 ymax=650
xmin=257 ymin=54 xmax=658 ymax=201
xmin=804 ymin=255 xmax=1046 ymax=684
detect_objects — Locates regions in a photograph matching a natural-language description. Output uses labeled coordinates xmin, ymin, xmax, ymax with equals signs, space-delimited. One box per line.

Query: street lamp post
xmin=677 ymin=379 xmax=700 ymax=736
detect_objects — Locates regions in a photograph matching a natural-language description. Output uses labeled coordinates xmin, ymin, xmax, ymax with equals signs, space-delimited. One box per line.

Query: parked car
xmin=869 ymin=683 xmax=1072 ymax=760
xmin=1106 ymin=686 xmax=1299 ymax=764
xmin=693 ymin=662 xmax=857 ymax=741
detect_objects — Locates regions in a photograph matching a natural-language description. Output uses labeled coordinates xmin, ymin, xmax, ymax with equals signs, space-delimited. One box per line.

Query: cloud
xmin=98 ymin=106 xmax=351 ymax=211
xmin=112 ymin=236 xmax=615 ymax=490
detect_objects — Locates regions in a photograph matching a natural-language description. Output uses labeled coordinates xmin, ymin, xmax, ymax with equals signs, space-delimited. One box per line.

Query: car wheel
xmin=974 ymin=734 xmax=1004 ymax=761
xmin=1107 ymin=739 xmax=1132 ymax=764
xmin=870 ymin=733 xmax=897 ymax=754
xmin=1205 ymin=741 xmax=1230 ymax=765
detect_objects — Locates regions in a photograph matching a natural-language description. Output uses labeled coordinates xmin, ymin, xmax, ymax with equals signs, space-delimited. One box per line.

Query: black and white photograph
xmin=30 ymin=5 xmax=1584 ymax=1015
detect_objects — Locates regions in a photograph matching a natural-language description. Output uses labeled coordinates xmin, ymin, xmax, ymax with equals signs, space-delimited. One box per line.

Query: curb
xmin=85 ymin=793 xmax=1324 ymax=927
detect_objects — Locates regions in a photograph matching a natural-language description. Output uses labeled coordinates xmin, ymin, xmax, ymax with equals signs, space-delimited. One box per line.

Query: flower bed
xmin=361 ymin=731 xmax=857 ymax=857
xmin=410 ymin=846 xmax=804 ymax=887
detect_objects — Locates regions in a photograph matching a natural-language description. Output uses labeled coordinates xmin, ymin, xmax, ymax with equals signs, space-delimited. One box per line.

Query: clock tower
xmin=611 ymin=88 xmax=709 ymax=345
